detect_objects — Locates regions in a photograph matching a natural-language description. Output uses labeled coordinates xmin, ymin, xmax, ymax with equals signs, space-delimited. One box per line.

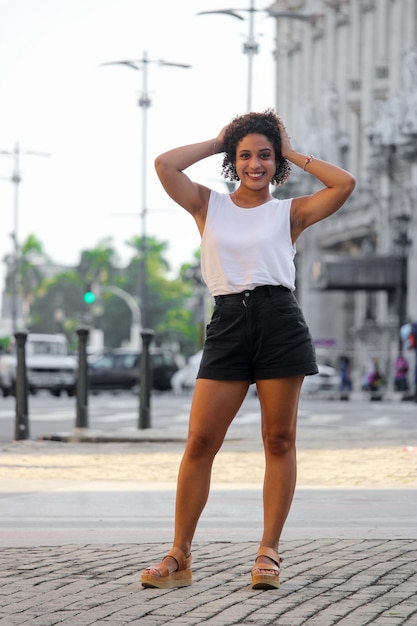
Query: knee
xmin=263 ymin=431 xmax=294 ymax=457
xmin=185 ymin=433 xmax=218 ymax=460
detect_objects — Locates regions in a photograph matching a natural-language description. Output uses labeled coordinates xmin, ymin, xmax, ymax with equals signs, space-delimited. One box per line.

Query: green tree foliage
xmin=78 ymin=238 xmax=120 ymax=287
xmin=12 ymin=235 xmax=205 ymax=357
xmin=123 ymin=236 xmax=196 ymax=352
xmin=30 ymin=271 xmax=92 ymax=351
xmin=101 ymin=293 xmax=133 ymax=349
xmin=2 ymin=233 xmax=50 ymax=326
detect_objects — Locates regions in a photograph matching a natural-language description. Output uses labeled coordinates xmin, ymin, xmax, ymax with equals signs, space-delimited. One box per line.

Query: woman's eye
xmin=238 ymin=152 xmax=272 ymax=160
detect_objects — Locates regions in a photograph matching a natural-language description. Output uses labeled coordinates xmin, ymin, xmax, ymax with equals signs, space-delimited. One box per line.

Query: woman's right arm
xmin=154 ymin=139 xmax=220 ymax=226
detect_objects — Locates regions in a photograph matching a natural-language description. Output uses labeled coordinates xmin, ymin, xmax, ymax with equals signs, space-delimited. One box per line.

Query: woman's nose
xmin=249 ymin=156 xmax=261 ymax=168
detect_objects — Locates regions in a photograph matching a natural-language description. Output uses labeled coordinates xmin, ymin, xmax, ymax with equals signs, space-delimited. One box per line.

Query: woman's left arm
xmin=279 ymin=123 xmax=356 ymax=241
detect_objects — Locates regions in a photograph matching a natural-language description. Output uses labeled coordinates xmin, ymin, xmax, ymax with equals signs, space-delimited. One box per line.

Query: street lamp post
xmin=0 ymin=143 xmax=49 ymax=332
xmin=198 ymin=0 xmax=259 ymax=112
xmin=393 ymin=214 xmax=412 ymax=352
xmin=368 ymin=74 xmax=417 ymax=357
xmin=101 ymin=53 xmax=191 ymax=330
xmin=198 ymin=1 xmax=319 ymax=112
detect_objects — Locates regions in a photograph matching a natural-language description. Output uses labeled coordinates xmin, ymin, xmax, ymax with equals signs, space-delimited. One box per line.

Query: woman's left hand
xmin=278 ymin=120 xmax=293 ymax=159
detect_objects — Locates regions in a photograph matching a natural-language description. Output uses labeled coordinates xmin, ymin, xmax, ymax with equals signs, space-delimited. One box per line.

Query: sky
xmin=0 ymin=0 xmax=276 ymax=295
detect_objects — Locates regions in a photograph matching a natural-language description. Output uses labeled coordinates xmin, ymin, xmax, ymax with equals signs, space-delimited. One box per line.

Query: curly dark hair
xmin=221 ymin=109 xmax=291 ymax=186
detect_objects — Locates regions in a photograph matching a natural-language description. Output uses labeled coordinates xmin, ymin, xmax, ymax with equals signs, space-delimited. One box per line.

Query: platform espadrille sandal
xmin=251 ymin=546 xmax=282 ymax=590
xmin=141 ymin=547 xmax=192 ymax=589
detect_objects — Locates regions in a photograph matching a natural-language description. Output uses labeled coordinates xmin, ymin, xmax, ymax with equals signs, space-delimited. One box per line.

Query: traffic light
xmin=83 ymin=285 xmax=96 ymax=304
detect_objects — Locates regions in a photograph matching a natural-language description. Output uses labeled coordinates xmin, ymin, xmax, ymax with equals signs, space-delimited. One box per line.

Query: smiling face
xmin=234 ymin=133 xmax=277 ymax=191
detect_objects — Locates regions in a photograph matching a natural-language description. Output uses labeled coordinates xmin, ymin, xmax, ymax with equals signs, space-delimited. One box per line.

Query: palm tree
xmin=2 ymin=233 xmax=49 ymax=328
xmin=77 ymin=238 xmax=119 ymax=294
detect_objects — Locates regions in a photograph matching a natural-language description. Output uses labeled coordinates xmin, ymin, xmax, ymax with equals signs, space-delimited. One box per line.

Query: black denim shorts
xmin=197 ymin=285 xmax=318 ymax=382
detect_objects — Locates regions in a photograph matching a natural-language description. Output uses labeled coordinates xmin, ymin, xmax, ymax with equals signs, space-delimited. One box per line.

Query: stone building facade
xmin=269 ymin=0 xmax=417 ymax=390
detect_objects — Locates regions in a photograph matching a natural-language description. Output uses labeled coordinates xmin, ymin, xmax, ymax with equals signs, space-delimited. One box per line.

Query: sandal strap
xmin=165 ymin=547 xmax=192 ymax=571
xmin=252 ymin=563 xmax=280 ymax=573
xmin=147 ymin=561 xmax=171 ymax=577
xmin=256 ymin=546 xmax=282 ymax=568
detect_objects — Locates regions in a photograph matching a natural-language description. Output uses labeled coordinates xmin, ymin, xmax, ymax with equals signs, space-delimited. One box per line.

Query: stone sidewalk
xmin=0 ymin=540 xmax=416 ymax=625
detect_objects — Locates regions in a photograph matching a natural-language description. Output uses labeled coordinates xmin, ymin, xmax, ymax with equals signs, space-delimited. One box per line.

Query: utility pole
xmin=0 ymin=143 xmax=49 ymax=332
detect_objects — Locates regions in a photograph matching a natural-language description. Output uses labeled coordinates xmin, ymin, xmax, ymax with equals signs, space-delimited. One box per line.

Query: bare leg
xmin=253 ymin=376 xmax=304 ymax=572
xmin=145 ymin=378 xmax=250 ymax=576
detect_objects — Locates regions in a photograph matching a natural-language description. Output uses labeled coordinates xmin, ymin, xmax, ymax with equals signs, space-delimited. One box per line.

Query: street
xmin=0 ymin=389 xmax=416 ymax=447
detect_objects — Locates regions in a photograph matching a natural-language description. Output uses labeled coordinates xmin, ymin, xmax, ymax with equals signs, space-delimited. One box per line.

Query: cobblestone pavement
xmin=0 ymin=540 xmax=416 ymax=625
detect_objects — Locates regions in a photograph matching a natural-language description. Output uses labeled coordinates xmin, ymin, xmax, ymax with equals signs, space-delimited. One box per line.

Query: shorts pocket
xmin=205 ymin=306 xmax=221 ymax=335
xmin=270 ymin=295 xmax=301 ymax=318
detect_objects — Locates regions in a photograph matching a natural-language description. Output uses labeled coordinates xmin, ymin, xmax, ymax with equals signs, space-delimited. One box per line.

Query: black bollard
xmin=14 ymin=331 xmax=30 ymax=441
xmin=75 ymin=327 xmax=90 ymax=430
xmin=138 ymin=329 xmax=155 ymax=429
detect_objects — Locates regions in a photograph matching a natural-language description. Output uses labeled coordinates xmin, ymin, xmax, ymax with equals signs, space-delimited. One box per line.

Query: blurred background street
xmin=1 ymin=0 xmax=417 ymax=407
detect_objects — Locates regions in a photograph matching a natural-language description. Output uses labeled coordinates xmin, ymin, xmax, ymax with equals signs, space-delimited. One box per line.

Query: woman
xmin=141 ymin=109 xmax=355 ymax=590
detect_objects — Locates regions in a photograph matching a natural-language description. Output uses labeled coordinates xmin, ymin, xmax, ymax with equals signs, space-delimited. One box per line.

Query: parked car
xmin=87 ymin=348 xmax=179 ymax=393
xmin=0 ymin=333 xmax=77 ymax=397
xmin=171 ymin=350 xmax=203 ymax=394
xmin=301 ymin=364 xmax=344 ymax=399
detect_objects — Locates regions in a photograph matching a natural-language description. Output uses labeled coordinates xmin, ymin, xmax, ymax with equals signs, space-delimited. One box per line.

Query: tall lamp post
xmin=393 ymin=214 xmax=412 ymax=352
xmin=0 ymin=143 xmax=49 ymax=332
xmin=198 ymin=0 xmax=259 ymax=112
xmin=101 ymin=53 xmax=191 ymax=329
xmin=198 ymin=1 xmax=318 ymax=112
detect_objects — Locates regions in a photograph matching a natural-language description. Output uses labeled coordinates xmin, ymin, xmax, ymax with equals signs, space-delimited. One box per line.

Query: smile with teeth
xmin=247 ymin=172 xmax=264 ymax=179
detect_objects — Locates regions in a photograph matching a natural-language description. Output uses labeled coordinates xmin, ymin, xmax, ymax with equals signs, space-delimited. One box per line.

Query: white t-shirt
xmin=201 ymin=190 xmax=296 ymax=296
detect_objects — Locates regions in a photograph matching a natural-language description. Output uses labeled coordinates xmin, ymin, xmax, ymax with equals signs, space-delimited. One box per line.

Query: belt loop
xmin=267 ymin=286 xmax=272 ymax=297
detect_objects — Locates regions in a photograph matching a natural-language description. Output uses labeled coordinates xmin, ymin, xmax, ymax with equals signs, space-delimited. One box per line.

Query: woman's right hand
xmin=215 ymin=125 xmax=228 ymax=153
